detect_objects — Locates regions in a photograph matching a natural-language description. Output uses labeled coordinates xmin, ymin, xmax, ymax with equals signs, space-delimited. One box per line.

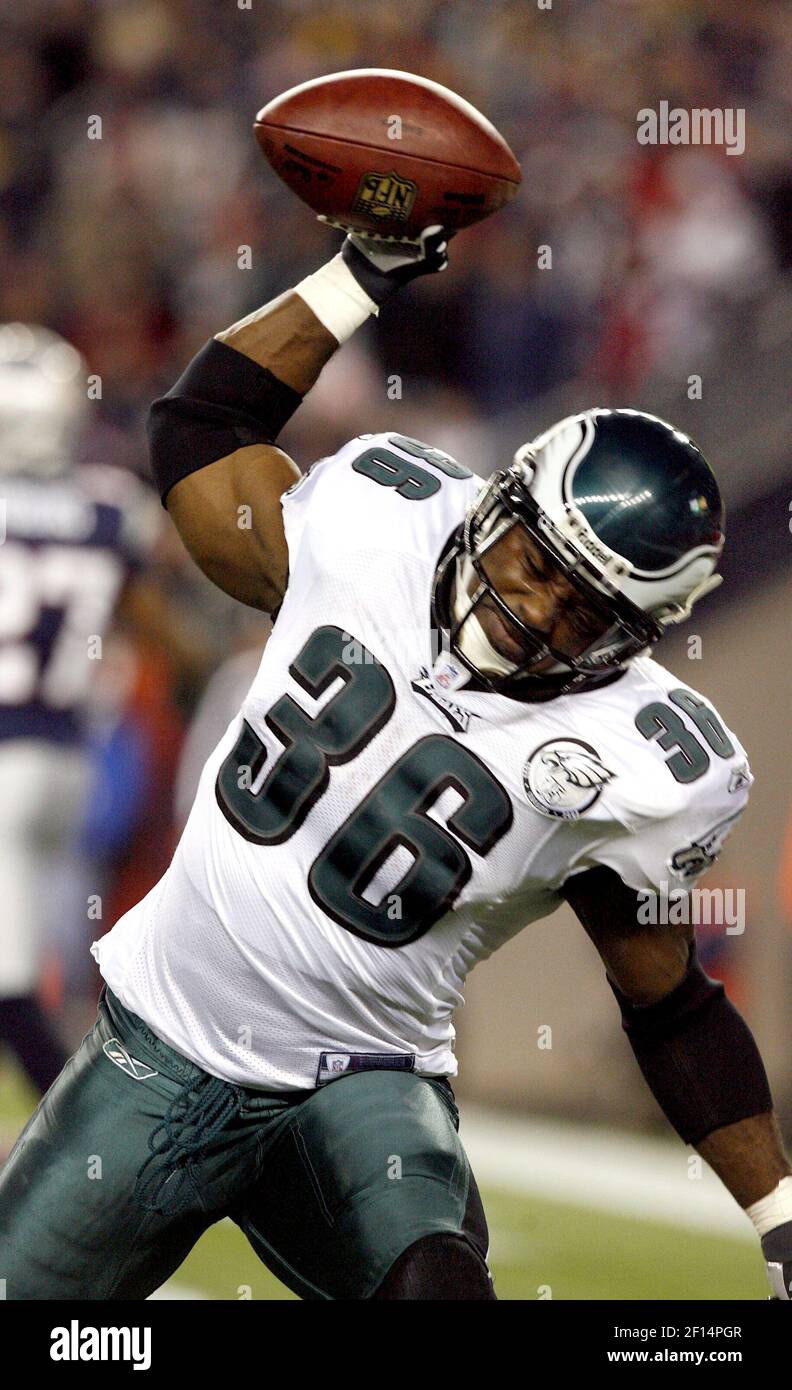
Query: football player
xmin=1 ymin=234 xmax=790 ymax=1302
xmin=0 ymin=324 xmax=162 ymax=1094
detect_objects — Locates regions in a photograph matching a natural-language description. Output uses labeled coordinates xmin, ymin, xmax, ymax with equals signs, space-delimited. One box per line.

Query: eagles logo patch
xmin=523 ymin=738 xmax=614 ymax=820
xmin=670 ymin=810 xmax=743 ymax=879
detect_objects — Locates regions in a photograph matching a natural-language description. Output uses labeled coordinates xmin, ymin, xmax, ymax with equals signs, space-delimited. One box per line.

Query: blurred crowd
xmin=3 ymin=0 xmax=792 ymax=446
xmin=1 ymin=0 xmax=791 ymax=1045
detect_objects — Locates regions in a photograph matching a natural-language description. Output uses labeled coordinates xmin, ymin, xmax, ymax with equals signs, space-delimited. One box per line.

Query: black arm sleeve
xmin=563 ymin=867 xmax=773 ymax=1145
xmin=147 ymin=338 xmax=303 ymax=505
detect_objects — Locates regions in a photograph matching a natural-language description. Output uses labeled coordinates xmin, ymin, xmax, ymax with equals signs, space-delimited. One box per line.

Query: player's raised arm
xmin=148 ymin=228 xmax=449 ymax=612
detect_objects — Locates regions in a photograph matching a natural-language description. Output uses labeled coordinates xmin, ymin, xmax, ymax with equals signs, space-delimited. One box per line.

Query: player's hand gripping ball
xmin=340 ymin=224 xmax=449 ymax=304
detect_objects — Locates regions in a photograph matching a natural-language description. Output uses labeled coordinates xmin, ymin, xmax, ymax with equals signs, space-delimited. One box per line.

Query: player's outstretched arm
xmin=149 ymin=227 xmax=449 ymax=611
xmin=564 ymin=866 xmax=792 ymax=1298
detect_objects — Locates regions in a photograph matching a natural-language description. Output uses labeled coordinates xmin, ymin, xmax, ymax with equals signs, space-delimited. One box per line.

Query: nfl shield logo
xmin=352 ymin=170 xmax=418 ymax=223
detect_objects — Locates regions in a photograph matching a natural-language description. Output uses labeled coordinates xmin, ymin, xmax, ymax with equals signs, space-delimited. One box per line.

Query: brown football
xmin=254 ymin=68 xmax=521 ymax=240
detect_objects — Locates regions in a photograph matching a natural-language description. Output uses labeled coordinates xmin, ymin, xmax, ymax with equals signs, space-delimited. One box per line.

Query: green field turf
xmin=0 ymin=1053 xmax=767 ymax=1301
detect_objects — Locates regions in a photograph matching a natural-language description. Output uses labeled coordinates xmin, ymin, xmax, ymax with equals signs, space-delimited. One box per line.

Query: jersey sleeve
xmin=589 ymin=768 xmax=752 ymax=895
xmin=279 ymin=432 xmax=481 ymax=576
xmin=278 ymin=450 xmax=336 ymax=570
xmin=557 ymin=669 xmax=754 ymax=897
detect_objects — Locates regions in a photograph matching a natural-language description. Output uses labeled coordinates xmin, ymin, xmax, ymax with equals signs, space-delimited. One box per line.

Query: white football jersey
xmin=92 ymin=433 xmax=752 ymax=1090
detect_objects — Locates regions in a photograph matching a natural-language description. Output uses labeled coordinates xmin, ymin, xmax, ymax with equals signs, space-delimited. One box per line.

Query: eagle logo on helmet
xmin=523 ymin=738 xmax=615 ymax=819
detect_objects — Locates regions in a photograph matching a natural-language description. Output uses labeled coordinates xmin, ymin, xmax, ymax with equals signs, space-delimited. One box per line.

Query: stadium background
xmin=1 ymin=0 xmax=791 ymax=1299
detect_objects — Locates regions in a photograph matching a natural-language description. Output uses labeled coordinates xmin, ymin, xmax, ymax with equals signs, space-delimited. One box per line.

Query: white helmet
xmin=0 ymin=323 xmax=88 ymax=476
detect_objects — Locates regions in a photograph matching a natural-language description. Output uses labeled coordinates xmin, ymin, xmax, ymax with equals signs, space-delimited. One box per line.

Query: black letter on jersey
xmin=635 ymin=688 xmax=733 ymax=784
xmin=217 ymin=627 xmax=513 ymax=945
xmin=352 ymin=445 xmax=441 ymax=500
xmin=215 ymin=625 xmax=395 ymax=843
xmin=309 ymin=734 xmax=512 ymax=946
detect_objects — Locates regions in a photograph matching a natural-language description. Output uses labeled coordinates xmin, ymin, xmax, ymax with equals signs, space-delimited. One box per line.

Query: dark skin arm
xmin=564 ymin=866 xmax=791 ymax=1209
xmin=165 ymin=293 xmax=339 ymax=613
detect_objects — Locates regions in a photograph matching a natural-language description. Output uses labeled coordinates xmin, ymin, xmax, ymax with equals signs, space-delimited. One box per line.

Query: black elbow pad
xmin=148 ymin=338 xmax=302 ymax=505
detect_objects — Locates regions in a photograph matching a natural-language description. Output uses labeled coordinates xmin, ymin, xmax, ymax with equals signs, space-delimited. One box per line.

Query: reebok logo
xmin=102 ymin=1038 xmax=158 ymax=1081
xmin=411 ymin=665 xmax=473 ymax=732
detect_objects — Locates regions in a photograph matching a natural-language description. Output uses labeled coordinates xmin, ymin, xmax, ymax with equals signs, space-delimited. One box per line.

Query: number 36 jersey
xmin=92 ymin=433 xmax=752 ymax=1090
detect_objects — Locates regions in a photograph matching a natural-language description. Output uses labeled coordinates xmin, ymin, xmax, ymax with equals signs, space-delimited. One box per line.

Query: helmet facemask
xmin=435 ymin=465 xmax=664 ymax=697
xmin=432 ymin=408 xmax=724 ymax=699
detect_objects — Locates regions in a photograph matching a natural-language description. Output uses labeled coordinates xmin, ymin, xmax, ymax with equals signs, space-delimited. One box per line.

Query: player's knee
xmin=372 ymin=1232 xmax=496 ymax=1300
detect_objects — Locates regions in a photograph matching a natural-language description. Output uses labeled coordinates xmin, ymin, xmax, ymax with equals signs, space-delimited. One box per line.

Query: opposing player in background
xmin=1 ymin=234 xmax=791 ymax=1302
xmin=0 ymin=324 xmax=162 ymax=1094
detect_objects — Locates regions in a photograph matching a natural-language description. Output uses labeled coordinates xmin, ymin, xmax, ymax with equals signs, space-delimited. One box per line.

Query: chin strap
xmin=659 ymin=573 xmax=723 ymax=626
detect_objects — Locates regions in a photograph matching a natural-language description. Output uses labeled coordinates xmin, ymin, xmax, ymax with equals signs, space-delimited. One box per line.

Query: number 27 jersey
xmin=92 ymin=433 xmax=752 ymax=1090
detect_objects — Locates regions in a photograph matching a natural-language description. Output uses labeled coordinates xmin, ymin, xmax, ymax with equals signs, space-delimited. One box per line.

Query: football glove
xmin=338 ymin=223 xmax=450 ymax=306
xmin=763 ymin=1224 xmax=792 ymax=1300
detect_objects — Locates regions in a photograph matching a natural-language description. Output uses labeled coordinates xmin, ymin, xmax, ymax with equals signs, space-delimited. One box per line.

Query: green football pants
xmin=0 ymin=985 xmax=491 ymax=1299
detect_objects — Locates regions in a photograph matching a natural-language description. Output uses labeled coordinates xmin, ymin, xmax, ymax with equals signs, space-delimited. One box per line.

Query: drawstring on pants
xmin=133 ymin=1071 xmax=245 ymax=1216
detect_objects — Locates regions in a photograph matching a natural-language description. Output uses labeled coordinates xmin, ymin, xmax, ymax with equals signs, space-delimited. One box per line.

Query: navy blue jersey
xmin=0 ymin=465 xmax=159 ymax=745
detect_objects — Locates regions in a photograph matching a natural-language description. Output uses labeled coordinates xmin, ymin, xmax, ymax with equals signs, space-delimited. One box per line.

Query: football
xmin=254 ymin=68 xmax=521 ymax=240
